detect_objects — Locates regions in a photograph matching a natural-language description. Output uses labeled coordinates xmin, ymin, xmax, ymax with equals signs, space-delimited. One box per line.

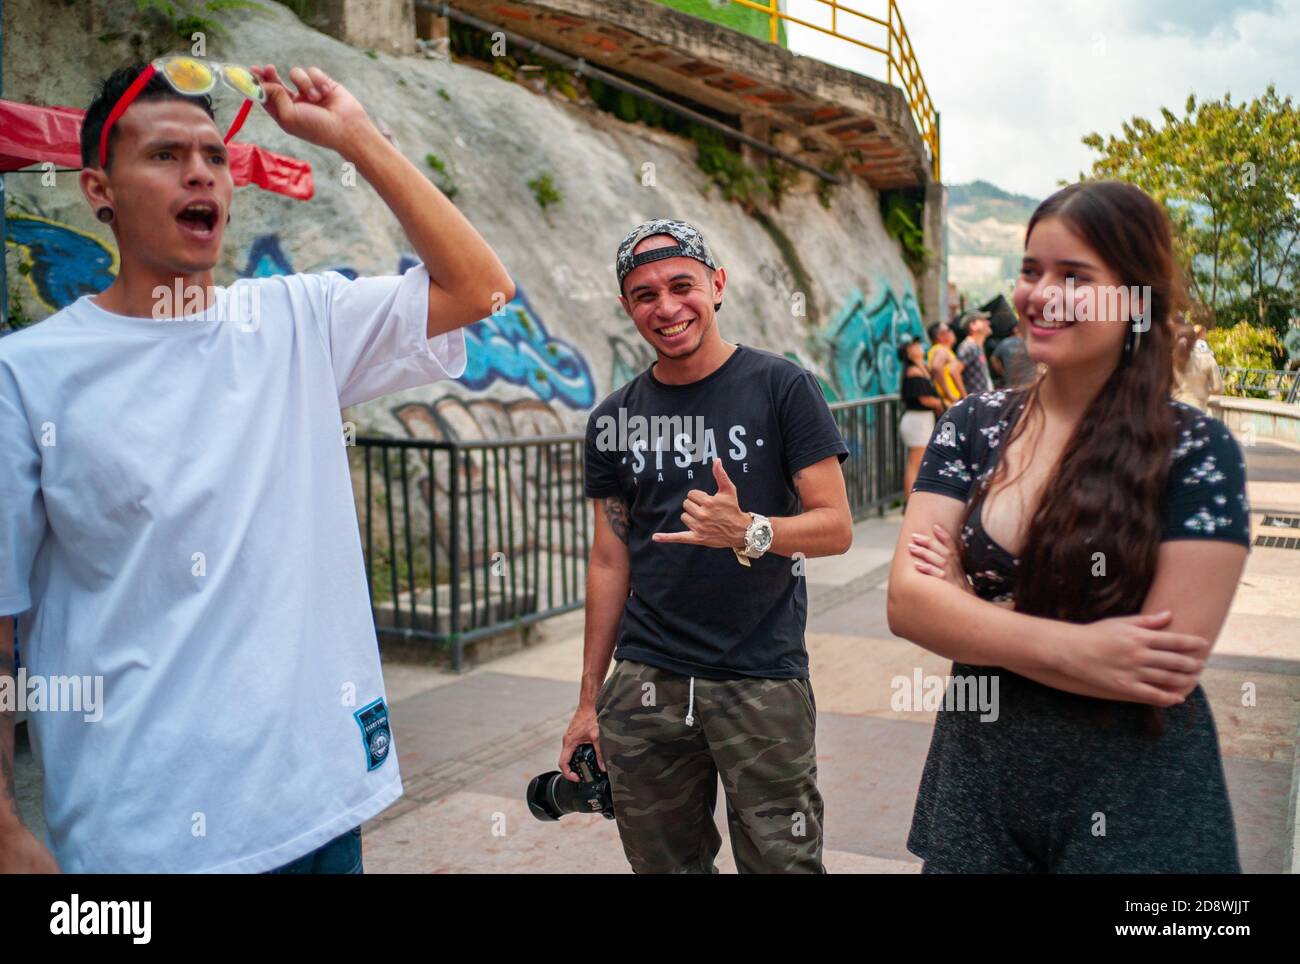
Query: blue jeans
xmin=265 ymin=826 xmax=364 ymax=874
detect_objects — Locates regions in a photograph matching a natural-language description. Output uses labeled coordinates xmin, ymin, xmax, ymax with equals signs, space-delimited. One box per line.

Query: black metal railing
xmin=1221 ymin=367 xmax=1300 ymax=405
xmin=830 ymin=394 xmax=905 ymax=517
xmin=351 ymin=394 xmax=904 ymax=666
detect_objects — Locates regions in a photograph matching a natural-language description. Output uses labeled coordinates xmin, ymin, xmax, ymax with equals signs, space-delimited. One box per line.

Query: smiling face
xmin=80 ymin=98 xmax=234 ymax=276
xmin=618 ymin=234 xmax=726 ymax=361
xmin=1013 ymin=215 xmax=1132 ymax=373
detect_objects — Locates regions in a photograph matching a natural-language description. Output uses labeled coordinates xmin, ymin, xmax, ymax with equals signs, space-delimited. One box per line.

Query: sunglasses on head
xmin=98 ymin=56 xmax=266 ymax=168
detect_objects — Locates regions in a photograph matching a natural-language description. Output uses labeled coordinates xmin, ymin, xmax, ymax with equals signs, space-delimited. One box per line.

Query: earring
xmin=96 ymin=207 xmax=114 ymax=224
xmin=1123 ymin=326 xmax=1142 ymax=360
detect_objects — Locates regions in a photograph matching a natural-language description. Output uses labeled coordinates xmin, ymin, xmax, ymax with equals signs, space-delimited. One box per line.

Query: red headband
xmin=97 ymin=63 xmax=255 ymax=169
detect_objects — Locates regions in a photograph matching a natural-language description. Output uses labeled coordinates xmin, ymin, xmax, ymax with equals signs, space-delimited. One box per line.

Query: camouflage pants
xmin=596 ymin=659 xmax=824 ymax=874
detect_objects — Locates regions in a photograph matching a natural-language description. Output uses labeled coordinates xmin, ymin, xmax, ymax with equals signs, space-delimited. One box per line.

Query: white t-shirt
xmin=0 ymin=267 xmax=466 ymax=872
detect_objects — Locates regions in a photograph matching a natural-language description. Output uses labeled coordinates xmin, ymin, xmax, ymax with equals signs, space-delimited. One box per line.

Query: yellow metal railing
xmin=722 ymin=0 xmax=940 ymax=181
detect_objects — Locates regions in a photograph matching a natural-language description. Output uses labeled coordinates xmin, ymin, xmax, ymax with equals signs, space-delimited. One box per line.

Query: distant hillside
xmin=947 ymin=180 xmax=1039 ymax=304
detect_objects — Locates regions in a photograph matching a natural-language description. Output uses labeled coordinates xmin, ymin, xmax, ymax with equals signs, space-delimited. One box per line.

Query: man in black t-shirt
xmin=558 ymin=219 xmax=852 ymax=873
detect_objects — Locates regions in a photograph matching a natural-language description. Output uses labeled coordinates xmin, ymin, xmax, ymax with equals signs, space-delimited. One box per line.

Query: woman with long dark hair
xmin=887 ymin=180 xmax=1251 ymax=873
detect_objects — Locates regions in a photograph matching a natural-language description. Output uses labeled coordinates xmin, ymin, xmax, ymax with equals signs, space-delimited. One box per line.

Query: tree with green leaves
xmin=1081 ymin=85 xmax=1299 ymax=342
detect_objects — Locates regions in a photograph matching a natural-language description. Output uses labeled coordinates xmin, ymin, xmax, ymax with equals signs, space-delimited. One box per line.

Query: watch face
xmin=752 ymin=522 xmax=773 ymax=551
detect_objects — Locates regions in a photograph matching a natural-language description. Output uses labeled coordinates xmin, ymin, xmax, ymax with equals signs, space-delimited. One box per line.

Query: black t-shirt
xmin=901 ymin=372 xmax=939 ymax=411
xmin=584 ymin=345 xmax=849 ymax=679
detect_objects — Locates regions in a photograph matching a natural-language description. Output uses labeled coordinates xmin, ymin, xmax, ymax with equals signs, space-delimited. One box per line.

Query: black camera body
xmin=526 ymin=743 xmax=615 ymax=821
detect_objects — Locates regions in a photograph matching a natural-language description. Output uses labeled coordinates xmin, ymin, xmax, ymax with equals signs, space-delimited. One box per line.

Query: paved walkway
xmin=12 ymin=442 xmax=1300 ymax=872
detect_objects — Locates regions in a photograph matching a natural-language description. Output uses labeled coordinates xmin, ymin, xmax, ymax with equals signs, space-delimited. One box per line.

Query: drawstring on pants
xmin=685 ymin=676 xmax=696 ymax=727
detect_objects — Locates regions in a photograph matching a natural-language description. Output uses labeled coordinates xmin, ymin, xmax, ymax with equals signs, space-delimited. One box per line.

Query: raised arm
xmin=252 ymin=64 xmax=514 ymax=338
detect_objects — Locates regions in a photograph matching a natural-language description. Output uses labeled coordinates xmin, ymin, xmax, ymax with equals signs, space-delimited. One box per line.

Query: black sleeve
xmin=1162 ymin=412 xmax=1251 ymax=547
xmin=584 ymin=407 xmax=623 ymax=500
xmin=911 ymin=396 xmax=977 ymax=501
xmin=902 ymin=375 xmax=936 ymax=404
xmin=779 ymin=369 xmax=849 ymax=476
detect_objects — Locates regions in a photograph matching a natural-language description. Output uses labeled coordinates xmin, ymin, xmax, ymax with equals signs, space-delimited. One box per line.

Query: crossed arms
xmin=887 ymin=492 xmax=1247 ymax=705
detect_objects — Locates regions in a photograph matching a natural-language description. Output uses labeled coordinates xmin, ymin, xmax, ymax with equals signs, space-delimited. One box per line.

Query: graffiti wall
xmin=6 ymin=210 xmax=921 ymax=433
xmin=823 ymin=284 xmax=927 ymax=400
xmin=5 ymin=217 xmax=598 ymax=438
xmin=5 ymin=213 xmax=118 ymax=315
xmin=4 ymin=0 xmax=922 ymax=444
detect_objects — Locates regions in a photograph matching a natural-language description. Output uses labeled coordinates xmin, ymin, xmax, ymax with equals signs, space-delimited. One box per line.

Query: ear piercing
xmin=96 ymin=207 xmax=115 ymax=224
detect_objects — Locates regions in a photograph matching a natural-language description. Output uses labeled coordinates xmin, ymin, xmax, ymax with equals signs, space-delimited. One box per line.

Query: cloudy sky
xmin=783 ymin=0 xmax=1300 ymax=199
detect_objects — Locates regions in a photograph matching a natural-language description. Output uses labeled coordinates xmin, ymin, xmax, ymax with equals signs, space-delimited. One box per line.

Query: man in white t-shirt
xmin=0 ymin=61 xmax=512 ymax=872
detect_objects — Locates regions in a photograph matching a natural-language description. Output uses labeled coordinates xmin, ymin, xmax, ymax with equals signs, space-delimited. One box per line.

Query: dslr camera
xmin=526 ymin=743 xmax=615 ymax=821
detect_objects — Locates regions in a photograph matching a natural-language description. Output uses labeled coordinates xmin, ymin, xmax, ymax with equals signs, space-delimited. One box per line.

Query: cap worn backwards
xmin=615 ymin=219 xmax=718 ymax=293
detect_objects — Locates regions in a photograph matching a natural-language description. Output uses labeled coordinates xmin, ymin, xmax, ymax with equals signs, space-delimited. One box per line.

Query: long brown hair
xmin=961 ymin=181 xmax=1185 ymax=645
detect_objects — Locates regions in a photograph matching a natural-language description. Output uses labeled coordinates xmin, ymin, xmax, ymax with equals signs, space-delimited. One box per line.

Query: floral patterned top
xmin=904 ymin=389 xmax=1249 ymax=873
xmin=912 ymin=390 xmax=1251 ymax=605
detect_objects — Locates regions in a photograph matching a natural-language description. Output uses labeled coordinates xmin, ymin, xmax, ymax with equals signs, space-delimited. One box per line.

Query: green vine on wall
xmin=528 ymin=172 xmax=563 ymax=224
xmin=880 ymin=190 xmax=931 ymax=274
xmin=424 ymin=153 xmax=459 ymax=201
xmin=96 ymin=0 xmax=262 ymax=57
xmin=448 ymin=23 xmax=820 ymax=214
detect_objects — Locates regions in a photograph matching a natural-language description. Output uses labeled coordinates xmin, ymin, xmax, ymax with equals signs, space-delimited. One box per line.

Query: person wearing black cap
xmin=558 ymin=219 xmax=852 ymax=873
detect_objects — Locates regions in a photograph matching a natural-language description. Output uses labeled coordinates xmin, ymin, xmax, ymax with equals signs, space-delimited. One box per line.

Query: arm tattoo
xmin=603 ymin=497 xmax=631 ymax=545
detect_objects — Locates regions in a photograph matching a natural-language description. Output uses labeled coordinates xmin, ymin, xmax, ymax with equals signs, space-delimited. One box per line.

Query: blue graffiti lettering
xmin=826 ymin=283 xmax=925 ymax=399
xmin=460 ymin=287 xmax=594 ymax=409
xmin=5 ymin=214 xmax=117 ymax=313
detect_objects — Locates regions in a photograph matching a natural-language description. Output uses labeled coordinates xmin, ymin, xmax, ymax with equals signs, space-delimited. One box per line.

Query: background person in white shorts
xmin=0 ymin=59 xmax=512 ymax=872
xmin=898 ymin=339 xmax=943 ymax=497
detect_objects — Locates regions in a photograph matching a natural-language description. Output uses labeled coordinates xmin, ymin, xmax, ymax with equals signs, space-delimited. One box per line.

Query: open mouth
xmin=656 ymin=318 xmax=694 ymax=340
xmin=175 ymin=201 xmax=219 ymax=240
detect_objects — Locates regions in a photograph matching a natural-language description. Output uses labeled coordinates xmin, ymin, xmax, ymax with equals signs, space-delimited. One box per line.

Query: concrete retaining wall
xmin=1210 ymin=396 xmax=1300 ymax=448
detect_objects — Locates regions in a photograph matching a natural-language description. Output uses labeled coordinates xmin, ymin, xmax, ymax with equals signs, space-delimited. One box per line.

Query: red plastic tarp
xmin=0 ymin=98 xmax=314 ymax=200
